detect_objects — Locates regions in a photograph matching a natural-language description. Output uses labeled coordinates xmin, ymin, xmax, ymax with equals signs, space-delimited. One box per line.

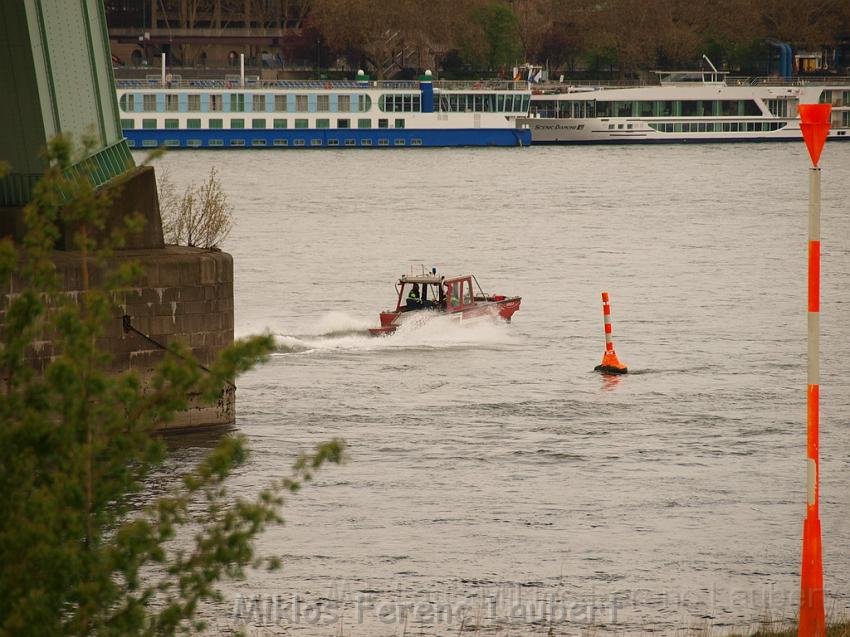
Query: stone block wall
xmin=3 ymin=246 xmax=236 ymax=431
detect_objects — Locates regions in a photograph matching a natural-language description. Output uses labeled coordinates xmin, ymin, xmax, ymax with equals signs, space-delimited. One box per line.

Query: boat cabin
xmin=393 ymin=274 xmax=480 ymax=313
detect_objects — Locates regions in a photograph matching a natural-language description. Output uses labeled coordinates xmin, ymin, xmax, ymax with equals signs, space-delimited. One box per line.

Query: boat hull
xmin=368 ymin=297 xmax=521 ymax=336
xmin=124 ymin=127 xmax=531 ymax=149
xmin=519 ymin=117 xmax=850 ymax=144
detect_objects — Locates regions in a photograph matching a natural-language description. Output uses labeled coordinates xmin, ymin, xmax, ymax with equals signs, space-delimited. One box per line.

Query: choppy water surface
xmin=147 ymin=143 xmax=850 ymax=636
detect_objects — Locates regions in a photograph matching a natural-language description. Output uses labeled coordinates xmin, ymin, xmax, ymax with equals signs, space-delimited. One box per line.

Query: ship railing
xmin=433 ymin=80 xmax=529 ymax=91
xmin=727 ymin=75 xmax=850 ymax=87
xmin=115 ymin=78 xmax=530 ymax=91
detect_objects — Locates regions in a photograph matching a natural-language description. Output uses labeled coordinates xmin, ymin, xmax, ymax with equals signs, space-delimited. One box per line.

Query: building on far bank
xmin=105 ymin=0 xmax=317 ymax=73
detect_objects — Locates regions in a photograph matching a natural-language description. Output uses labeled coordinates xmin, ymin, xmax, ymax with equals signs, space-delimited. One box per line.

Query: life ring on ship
xmin=473 ymin=81 xmax=482 ymax=89
xmin=324 ymin=81 xmax=332 ymax=89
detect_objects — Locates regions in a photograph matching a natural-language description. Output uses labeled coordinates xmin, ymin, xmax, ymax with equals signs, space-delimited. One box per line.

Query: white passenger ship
xmin=117 ymin=71 xmax=532 ymax=149
xmin=519 ymin=68 xmax=850 ymax=144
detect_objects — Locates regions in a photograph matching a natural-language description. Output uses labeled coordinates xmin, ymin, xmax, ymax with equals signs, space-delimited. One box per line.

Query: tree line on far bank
xmin=303 ymin=0 xmax=850 ymax=78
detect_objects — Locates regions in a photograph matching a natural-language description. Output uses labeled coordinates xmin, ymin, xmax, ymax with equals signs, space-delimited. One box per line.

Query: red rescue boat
xmin=369 ymin=269 xmax=521 ymax=336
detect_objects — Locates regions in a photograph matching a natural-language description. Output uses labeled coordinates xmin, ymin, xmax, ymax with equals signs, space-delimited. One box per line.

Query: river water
xmin=145 ymin=142 xmax=850 ymax=636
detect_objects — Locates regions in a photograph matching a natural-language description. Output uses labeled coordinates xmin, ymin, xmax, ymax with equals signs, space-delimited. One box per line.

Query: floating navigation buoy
xmin=594 ymin=291 xmax=628 ymax=375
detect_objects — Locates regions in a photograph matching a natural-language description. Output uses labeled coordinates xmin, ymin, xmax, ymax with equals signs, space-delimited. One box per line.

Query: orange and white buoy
xmin=594 ymin=291 xmax=627 ymax=374
xmin=797 ymin=102 xmax=831 ymax=637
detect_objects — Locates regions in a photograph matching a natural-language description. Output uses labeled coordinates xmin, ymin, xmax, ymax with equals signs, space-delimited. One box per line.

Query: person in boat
xmin=406 ymin=283 xmax=421 ymax=309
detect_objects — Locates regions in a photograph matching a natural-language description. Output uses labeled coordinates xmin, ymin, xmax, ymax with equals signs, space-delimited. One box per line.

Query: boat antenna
xmin=702 ymin=54 xmax=719 ymax=74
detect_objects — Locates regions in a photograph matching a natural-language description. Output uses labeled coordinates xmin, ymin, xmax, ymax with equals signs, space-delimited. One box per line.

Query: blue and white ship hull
xmin=117 ymin=74 xmax=532 ymax=149
xmin=124 ymin=127 xmax=530 ymax=149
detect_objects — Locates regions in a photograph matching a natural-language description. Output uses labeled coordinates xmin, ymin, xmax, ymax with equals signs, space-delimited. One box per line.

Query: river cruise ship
xmin=518 ymin=69 xmax=850 ymax=144
xmin=117 ymin=71 xmax=532 ymax=149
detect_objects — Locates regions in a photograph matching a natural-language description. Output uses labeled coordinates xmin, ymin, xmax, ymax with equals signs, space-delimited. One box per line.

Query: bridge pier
xmin=0 ymin=1 xmax=238 ymax=430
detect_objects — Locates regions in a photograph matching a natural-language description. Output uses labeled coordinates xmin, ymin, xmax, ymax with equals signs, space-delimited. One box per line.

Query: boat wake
xmin=273 ymin=310 xmax=514 ymax=355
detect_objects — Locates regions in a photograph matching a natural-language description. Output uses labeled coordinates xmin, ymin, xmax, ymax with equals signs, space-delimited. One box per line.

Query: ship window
xmin=463 ymin=281 xmax=473 ymax=305
xmin=120 ymin=118 xmax=134 ymax=129
xmin=742 ymin=100 xmax=761 ymax=116
xmin=187 ymin=139 xmax=202 ymax=147
xmin=721 ymin=100 xmax=738 ymax=116
xmin=252 ymin=118 xmax=266 ymax=129
xmin=766 ymin=99 xmax=788 ymax=117
xmin=357 ymin=95 xmax=371 ymax=112
xmin=638 ymin=101 xmax=653 ymax=117
xmin=143 ymin=94 xmax=157 ymax=111
xmin=164 ymin=118 xmax=179 ymax=129
xmin=142 ymin=139 xmax=157 ymax=147
xmin=165 ymin=94 xmax=179 ymax=111
xmin=394 ymin=119 xmax=405 ymax=128
xmin=254 ymin=94 xmax=266 ymax=111
xmin=608 ymin=124 xmax=614 ymax=130
xmin=295 ymin=95 xmax=308 ymax=111
xmin=617 ymin=124 xmax=624 ymax=129
xmin=361 ymin=138 xmax=372 ymax=146
xmin=230 ymin=118 xmax=245 ymax=128
xmin=328 ymin=139 xmax=339 ymax=146
xmin=344 ymin=138 xmax=355 ymax=146
xmin=411 ymin=138 xmax=422 ymax=145
xmin=316 ymin=118 xmax=330 ymax=129
xmin=378 ymin=118 xmax=388 ymax=128
xmin=358 ymin=118 xmax=371 ymax=128
xmin=657 ymin=100 xmax=673 ymax=117
xmin=126 ymin=139 xmax=135 ymax=147
xmin=230 ymin=139 xmax=245 ymax=146
xmin=142 ymin=118 xmax=157 ymax=129
xmin=274 ymin=95 xmax=288 ymax=111
xmin=251 ymin=139 xmax=267 ymax=146
xmin=209 ymin=118 xmax=223 ymax=129
xmin=337 ymin=118 xmax=350 ymax=128
xmin=209 ymin=94 xmax=223 ymax=111
xmin=447 ymin=282 xmax=461 ymax=308
xmin=378 ymin=139 xmax=389 ymax=146
xmin=119 ymin=94 xmax=135 ymax=111
xmin=230 ymin=93 xmax=245 ymax=112
xmin=681 ymin=100 xmax=714 ymax=117
xmin=164 ymin=139 xmax=180 ymax=147
xmin=338 ymin=94 xmax=351 ymax=112
xmin=394 ymin=139 xmax=405 ymax=146
xmin=208 ymin=139 xmax=224 ymax=146
xmin=596 ymin=102 xmax=612 ymax=117
xmin=294 ymin=139 xmax=305 ymax=146
xmin=294 ymin=118 xmax=309 ymax=129
xmin=616 ymin=101 xmax=632 ymax=117
xmin=187 ymin=94 xmax=201 ymax=111
xmin=316 ymin=95 xmax=330 ymax=112
xmin=273 ymin=138 xmax=288 ymax=146
xmin=273 ymin=118 xmax=287 ymax=128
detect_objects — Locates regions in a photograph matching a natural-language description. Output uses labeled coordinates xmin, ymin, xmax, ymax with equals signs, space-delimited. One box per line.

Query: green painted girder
xmin=0 ymin=0 xmax=135 ymax=207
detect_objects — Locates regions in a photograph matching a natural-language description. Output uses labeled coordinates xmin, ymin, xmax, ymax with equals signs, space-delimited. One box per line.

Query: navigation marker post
xmin=797 ymin=102 xmax=831 ymax=637
xmin=594 ymin=292 xmax=628 ymax=374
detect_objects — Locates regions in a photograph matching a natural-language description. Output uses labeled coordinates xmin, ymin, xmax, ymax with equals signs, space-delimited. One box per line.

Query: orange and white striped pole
xmin=797 ymin=103 xmax=831 ymax=637
xmin=594 ymin=291 xmax=627 ymax=374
